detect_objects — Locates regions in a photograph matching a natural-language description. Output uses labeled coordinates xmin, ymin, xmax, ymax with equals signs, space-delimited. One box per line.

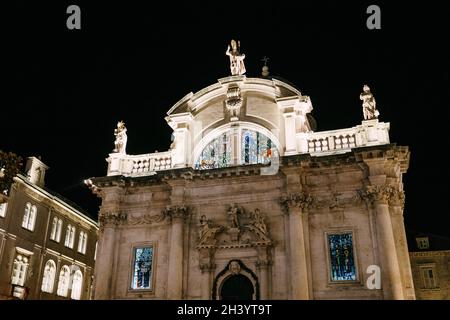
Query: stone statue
xmin=228 ymin=203 xmax=241 ymax=228
xmin=252 ymin=208 xmax=267 ymax=234
xmin=226 ymin=40 xmax=246 ymax=76
xmin=360 ymin=85 xmax=380 ymax=120
xmin=113 ymin=121 xmax=127 ymax=154
xmin=198 ymin=215 xmax=224 ymax=245
xmin=229 ymin=260 xmax=241 ymax=275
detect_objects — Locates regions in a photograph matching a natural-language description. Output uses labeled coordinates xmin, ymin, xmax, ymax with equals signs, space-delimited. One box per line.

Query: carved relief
xmin=197 ymin=206 xmax=271 ymax=249
xmin=164 ymin=205 xmax=189 ymax=221
xmin=359 ymin=185 xmax=405 ymax=206
xmin=225 ymin=85 xmax=243 ymax=121
xmin=128 ymin=211 xmax=167 ymax=225
xmin=98 ymin=210 xmax=128 ymax=228
xmin=280 ymin=192 xmax=313 ymax=212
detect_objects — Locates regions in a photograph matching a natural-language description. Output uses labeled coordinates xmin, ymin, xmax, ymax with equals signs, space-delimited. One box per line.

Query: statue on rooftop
xmin=360 ymin=85 xmax=380 ymax=120
xmin=113 ymin=121 xmax=127 ymax=154
xmin=226 ymin=40 xmax=246 ymax=76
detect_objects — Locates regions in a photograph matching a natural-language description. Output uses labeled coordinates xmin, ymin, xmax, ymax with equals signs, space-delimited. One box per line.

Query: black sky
xmin=5 ymin=1 xmax=450 ymax=236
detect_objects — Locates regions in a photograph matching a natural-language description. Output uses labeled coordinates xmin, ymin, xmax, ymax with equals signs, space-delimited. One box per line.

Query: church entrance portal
xmin=220 ymin=274 xmax=254 ymax=300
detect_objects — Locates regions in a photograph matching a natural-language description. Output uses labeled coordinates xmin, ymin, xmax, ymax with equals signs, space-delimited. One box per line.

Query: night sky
xmin=6 ymin=2 xmax=449 ymax=237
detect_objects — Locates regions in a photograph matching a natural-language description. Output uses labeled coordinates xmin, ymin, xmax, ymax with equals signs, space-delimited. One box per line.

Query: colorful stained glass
xmin=131 ymin=247 xmax=153 ymax=290
xmin=328 ymin=233 xmax=356 ymax=281
xmin=241 ymin=129 xmax=273 ymax=165
xmin=195 ymin=132 xmax=232 ymax=170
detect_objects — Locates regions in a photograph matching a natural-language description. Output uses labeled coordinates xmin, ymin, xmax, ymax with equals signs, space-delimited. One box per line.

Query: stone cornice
xmin=409 ymin=250 xmax=450 ymax=257
xmin=98 ymin=210 xmax=127 ymax=229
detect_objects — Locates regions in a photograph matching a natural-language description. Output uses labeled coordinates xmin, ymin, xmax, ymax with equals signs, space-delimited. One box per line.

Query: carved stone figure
xmin=360 ymin=85 xmax=380 ymax=120
xmin=113 ymin=121 xmax=128 ymax=154
xmin=225 ymin=40 xmax=246 ymax=76
xmin=225 ymin=85 xmax=243 ymax=121
xmin=251 ymin=208 xmax=267 ymax=234
xmin=198 ymin=215 xmax=224 ymax=246
xmin=229 ymin=260 xmax=241 ymax=275
xmin=228 ymin=203 xmax=241 ymax=228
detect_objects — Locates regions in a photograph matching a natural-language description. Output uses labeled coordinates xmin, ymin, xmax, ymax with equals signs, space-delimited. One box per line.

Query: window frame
xmin=419 ymin=263 xmax=439 ymax=290
xmin=56 ymin=265 xmax=71 ymax=297
xmin=0 ymin=202 xmax=7 ymax=218
xmin=41 ymin=259 xmax=56 ymax=293
xmin=324 ymin=229 xmax=361 ymax=285
xmin=128 ymin=242 xmax=157 ymax=293
xmin=70 ymin=269 xmax=83 ymax=300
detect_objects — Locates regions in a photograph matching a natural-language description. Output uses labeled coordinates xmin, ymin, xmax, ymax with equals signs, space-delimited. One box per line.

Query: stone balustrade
xmin=106 ymin=119 xmax=390 ymax=177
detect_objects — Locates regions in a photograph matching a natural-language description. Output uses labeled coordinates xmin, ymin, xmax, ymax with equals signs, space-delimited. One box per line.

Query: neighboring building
xmin=87 ymin=47 xmax=416 ymax=300
xmin=0 ymin=157 xmax=98 ymax=300
xmin=408 ymin=231 xmax=450 ymax=300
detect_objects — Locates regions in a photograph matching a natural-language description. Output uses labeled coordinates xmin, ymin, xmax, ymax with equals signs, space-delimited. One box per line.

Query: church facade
xmin=88 ymin=44 xmax=414 ymax=300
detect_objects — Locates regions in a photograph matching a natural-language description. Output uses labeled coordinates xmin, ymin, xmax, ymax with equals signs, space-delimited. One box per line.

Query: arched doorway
xmin=212 ymin=259 xmax=259 ymax=300
xmin=220 ymin=274 xmax=254 ymax=300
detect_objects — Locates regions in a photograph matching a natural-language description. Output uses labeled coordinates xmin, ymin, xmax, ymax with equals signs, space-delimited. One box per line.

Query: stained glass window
xmin=241 ymin=129 xmax=273 ymax=165
xmin=328 ymin=233 xmax=357 ymax=281
xmin=195 ymin=132 xmax=232 ymax=170
xmin=131 ymin=247 xmax=154 ymax=290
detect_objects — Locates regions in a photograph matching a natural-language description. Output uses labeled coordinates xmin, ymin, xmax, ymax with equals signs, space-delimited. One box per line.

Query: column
xmin=200 ymin=263 xmax=213 ymax=300
xmin=281 ymin=193 xmax=311 ymax=300
xmin=389 ymin=192 xmax=416 ymax=299
xmin=93 ymin=224 xmax=116 ymax=299
xmin=167 ymin=206 xmax=187 ymax=299
xmin=257 ymin=261 xmax=270 ymax=300
xmin=368 ymin=187 xmax=404 ymax=300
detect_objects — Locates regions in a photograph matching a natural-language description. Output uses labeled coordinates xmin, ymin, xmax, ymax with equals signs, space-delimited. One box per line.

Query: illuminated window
xmin=71 ymin=270 xmax=83 ymax=300
xmin=65 ymin=225 xmax=76 ymax=249
xmin=41 ymin=260 xmax=56 ymax=293
xmin=22 ymin=203 xmax=37 ymax=231
xmin=77 ymin=231 xmax=88 ymax=254
xmin=11 ymin=254 xmax=29 ymax=286
xmin=328 ymin=233 xmax=357 ymax=281
xmin=195 ymin=129 xmax=276 ymax=170
xmin=131 ymin=246 xmax=154 ymax=290
xmin=57 ymin=265 xmax=70 ymax=297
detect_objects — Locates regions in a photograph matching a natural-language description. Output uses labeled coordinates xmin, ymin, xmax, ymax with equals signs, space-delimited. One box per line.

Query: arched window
xmin=77 ymin=232 xmax=88 ymax=254
xmin=41 ymin=260 xmax=56 ymax=293
xmin=195 ymin=129 xmax=277 ymax=170
xmin=57 ymin=265 xmax=70 ymax=297
xmin=56 ymin=219 xmax=63 ymax=242
xmin=50 ymin=217 xmax=58 ymax=240
xmin=22 ymin=203 xmax=37 ymax=231
xmin=70 ymin=226 xmax=76 ymax=248
xmin=11 ymin=254 xmax=29 ymax=286
xmin=64 ymin=225 xmax=71 ymax=247
xmin=71 ymin=270 xmax=83 ymax=300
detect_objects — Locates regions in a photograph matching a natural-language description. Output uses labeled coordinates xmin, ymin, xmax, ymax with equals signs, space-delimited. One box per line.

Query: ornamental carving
xmin=128 ymin=211 xmax=167 ymax=225
xmin=98 ymin=210 xmax=128 ymax=228
xmin=164 ymin=205 xmax=189 ymax=221
xmin=280 ymin=192 xmax=313 ymax=211
xmin=197 ymin=206 xmax=271 ymax=249
xmin=359 ymin=185 xmax=405 ymax=206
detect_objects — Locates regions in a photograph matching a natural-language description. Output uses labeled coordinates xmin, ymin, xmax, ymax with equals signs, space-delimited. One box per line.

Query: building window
xmin=416 ymin=237 xmax=429 ymax=250
xmin=94 ymin=241 xmax=98 ymax=261
xmin=194 ymin=129 xmax=277 ymax=170
xmin=0 ymin=202 xmax=7 ymax=217
xmin=41 ymin=260 xmax=56 ymax=293
xmin=327 ymin=232 xmax=357 ymax=282
xmin=195 ymin=132 xmax=232 ymax=169
xmin=11 ymin=254 xmax=29 ymax=286
xmin=421 ymin=265 xmax=438 ymax=289
xmin=241 ymin=129 xmax=273 ymax=165
xmin=56 ymin=219 xmax=63 ymax=242
xmin=131 ymin=246 xmax=154 ymax=290
xmin=22 ymin=202 xmax=37 ymax=231
xmin=77 ymin=231 xmax=88 ymax=254
xmin=64 ymin=225 xmax=76 ymax=248
xmin=71 ymin=270 xmax=83 ymax=300
xmin=50 ymin=217 xmax=58 ymax=240
xmin=57 ymin=265 xmax=70 ymax=297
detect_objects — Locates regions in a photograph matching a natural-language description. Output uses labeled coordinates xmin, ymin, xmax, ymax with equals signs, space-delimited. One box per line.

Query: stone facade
xmin=0 ymin=157 xmax=98 ymax=300
xmin=89 ymin=75 xmax=415 ymax=300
